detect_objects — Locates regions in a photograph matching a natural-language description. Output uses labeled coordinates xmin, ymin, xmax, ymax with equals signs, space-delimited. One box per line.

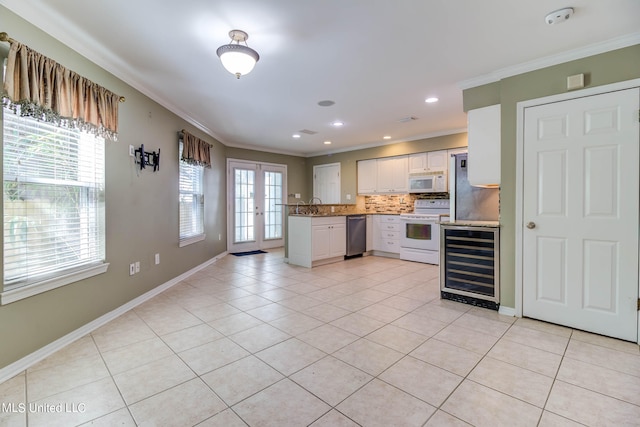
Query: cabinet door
xmin=311 ymin=225 xmax=331 ymax=260
xmin=427 ymin=150 xmax=449 ymax=174
xmin=467 ymin=104 xmax=500 ymax=186
xmin=330 ymin=223 xmax=346 ymax=257
xmin=408 ymin=153 xmax=428 ymax=173
xmin=357 ymin=159 xmax=377 ymax=194
xmin=377 ymin=156 xmax=408 ymax=193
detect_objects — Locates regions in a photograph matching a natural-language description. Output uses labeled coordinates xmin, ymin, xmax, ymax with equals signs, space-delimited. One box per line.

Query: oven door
xmin=400 ymin=219 xmax=439 ymax=251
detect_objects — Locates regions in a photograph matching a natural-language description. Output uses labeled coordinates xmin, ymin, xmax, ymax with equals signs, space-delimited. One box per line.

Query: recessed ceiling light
xmin=425 ymin=97 xmax=439 ymax=103
xmin=323 ymin=141 xmax=332 ymax=145
xmin=318 ymin=100 xmax=335 ymax=107
xmin=383 ymin=136 xmax=391 ymax=140
xmin=332 ymin=121 xmax=344 ymax=127
xmin=292 ymin=134 xmax=301 ymax=139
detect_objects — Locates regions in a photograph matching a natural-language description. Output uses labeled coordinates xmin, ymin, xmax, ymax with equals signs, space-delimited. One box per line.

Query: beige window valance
xmin=2 ymin=34 xmax=122 ymax=140
xmin=180 ymin=130 xmax=211 ymax=168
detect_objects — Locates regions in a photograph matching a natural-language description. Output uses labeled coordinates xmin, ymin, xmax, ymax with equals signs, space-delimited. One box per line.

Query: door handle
xmin=526 ymin=222 xmax=536 ymax=229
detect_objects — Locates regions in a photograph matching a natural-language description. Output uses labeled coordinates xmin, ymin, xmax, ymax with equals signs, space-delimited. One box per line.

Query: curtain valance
xmin=2 ymin=37 xmax=121 ymax=140
xmin=180 ymin=130 xmax=211 ymax=168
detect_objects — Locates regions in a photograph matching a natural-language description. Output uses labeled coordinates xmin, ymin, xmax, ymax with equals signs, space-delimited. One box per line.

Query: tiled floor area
xmin=1 ymin=249 xmax=640 ymax=426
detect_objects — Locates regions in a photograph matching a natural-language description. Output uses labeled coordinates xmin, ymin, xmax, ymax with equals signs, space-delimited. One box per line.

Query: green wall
xmin=306 ymin=133 xmax=468 ymax=203
xmin=463 ymin=44 xmax=640 ymax=309
xmin=224 ymin=147 xmax=308 ymax=204
xmin=0 ymin=7 xmax=231 ymax=370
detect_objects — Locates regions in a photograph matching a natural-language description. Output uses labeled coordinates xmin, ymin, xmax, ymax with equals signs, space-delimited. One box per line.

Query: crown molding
xmin=459 ymin=32 xmax=640 ymax=90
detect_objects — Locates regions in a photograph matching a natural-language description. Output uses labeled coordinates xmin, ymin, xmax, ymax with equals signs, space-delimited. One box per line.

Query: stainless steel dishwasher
xmin=346 ymin=215 xmax=366 ymax=257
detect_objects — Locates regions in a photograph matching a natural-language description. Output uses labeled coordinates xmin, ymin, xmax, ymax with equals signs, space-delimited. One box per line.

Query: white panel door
xmin=522 ymin=88 xmax=639 ymax=341
xmin=313 ymin=163 xmax=340 ymax=203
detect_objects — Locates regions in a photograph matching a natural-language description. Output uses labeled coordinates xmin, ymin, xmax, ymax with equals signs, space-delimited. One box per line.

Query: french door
xmin=227 ymin=160 xmax=287 ymax=253
xmin=521 ymin=87 xmax=639 ymax=341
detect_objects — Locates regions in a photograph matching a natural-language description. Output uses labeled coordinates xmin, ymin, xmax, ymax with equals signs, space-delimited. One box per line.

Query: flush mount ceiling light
xmin=216 ymin=29 xmax=260 ymax=79
xmin=425 ymin=97 xmax=439 ymax=103
xmin=331 ymin=121 xmax=344 ymax=127
xmin=545 ymin=7 xmax=574 ymax=25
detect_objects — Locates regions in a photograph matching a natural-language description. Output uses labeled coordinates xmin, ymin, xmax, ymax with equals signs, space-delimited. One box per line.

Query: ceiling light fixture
xmin=216 ymin=29 xmax=260 ymax=79
xmin=425 ymin=97 xmax=439 ymax=103
xmin=332 ymin=121 xmax=344 ymax=127
xmin=383 ymin=136 xmax=391 ymax=140
xmin=324 ymin=141 xmax=332 ymax=145
xmin=292 ymin=134 xmax=301 ymax=139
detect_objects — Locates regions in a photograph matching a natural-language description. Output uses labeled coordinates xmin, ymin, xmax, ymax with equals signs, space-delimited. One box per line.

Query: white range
xmin=399 ymin=199 xmax=450 ymax=264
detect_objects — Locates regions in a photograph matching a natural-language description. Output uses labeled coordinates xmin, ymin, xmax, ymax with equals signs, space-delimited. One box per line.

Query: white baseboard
xmin=0 ymin=251 xmax=228 ymax=384
xmin=499 ymin=305 xmax=517 ymax=317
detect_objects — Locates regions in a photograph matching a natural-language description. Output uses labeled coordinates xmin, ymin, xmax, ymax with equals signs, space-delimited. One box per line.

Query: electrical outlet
xmin=135 ymin=261 xmax=140 ymax=273
xmin=218 ymin=233 xmax=221 ymax=241
xmin=129 ymin=263 xmax=135 ymax=276
xmin=155 ymin=253 xmax=160 ymax=265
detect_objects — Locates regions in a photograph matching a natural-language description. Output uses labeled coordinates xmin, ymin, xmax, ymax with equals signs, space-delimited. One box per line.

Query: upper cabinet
xmin=357 ymin=155 xmax=408 ymax=194
xmin=467 ymin=104 xmax=501 ymax=186
xmin=408 ymin=150 xmax=449 ymax=174
xmin=376 ymin=156 xmax=409 ymax=193
xmin=357 ymin=159 xmax=378 ymax=194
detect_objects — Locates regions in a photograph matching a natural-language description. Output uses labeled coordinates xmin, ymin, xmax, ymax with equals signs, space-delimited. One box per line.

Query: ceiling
xmin=2 ymin=1 xmax=640 ymax=157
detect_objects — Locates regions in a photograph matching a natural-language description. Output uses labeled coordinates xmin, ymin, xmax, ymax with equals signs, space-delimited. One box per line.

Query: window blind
xmin=179 ymin=142 xmax=204 ymax=240
xmin=3 ymin=107 xmax=106 ymax=288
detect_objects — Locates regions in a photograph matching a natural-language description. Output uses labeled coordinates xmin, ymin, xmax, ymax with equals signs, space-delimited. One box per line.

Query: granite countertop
xmin=439 ymin=220 xmax=500 ymax=228
xmin=289 ymin=211 xmax=403 ymax=217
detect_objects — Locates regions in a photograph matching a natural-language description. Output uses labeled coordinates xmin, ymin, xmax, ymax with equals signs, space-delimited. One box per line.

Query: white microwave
xmin=408 ymin=172 xmax=448 ymax=193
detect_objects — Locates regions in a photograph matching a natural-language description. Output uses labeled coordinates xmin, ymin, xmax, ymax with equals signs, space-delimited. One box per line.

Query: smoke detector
xmin=545 ymin=7 xmax=574 ymax=25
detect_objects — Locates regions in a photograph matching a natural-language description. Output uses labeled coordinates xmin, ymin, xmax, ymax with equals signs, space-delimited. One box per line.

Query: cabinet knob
xmin=526 ymin=221 xmax=536 ymax=229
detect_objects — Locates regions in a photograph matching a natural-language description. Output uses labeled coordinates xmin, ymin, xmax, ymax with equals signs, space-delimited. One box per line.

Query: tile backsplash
xmin=363 ymin=193 xmax=449 ymax=213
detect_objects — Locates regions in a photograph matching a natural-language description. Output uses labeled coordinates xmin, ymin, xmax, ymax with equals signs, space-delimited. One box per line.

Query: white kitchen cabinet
xmin=376 ymin=156 xmax=408 ymax=193
xmin=467 ymin=104 xmax=500 ymax=186
xmin=366 ymin=214 xmax=373 ymax=252
xmin=372 ymin=215 xmax=400 ymax=256
xmin=312 ymin=217 xmax=346 ymax=261
xmin=408 ymin=153 xmax=428 ymax=174
xmin=408 ymin=150 xmax=448 ymax=174
xmin=357 ymin=159 xmax=378 ymax=194
xmin=288 ymin=216 xmax=346 ymax=268
xmin=426 ymin=150 xmax=448 ymax=173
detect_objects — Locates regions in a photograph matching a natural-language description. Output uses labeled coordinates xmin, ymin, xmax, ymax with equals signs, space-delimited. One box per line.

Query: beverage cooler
xmin=440 ymin=225 xmax=500 ymax=310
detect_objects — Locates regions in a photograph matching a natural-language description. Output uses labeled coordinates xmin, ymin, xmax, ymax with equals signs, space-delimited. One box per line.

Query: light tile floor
xmin=1 ymin=249 xmax=640 ymax=426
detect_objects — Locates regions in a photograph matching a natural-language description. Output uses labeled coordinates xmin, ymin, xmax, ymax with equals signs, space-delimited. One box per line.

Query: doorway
xmin=517 ymin=84 xmax=639 ymax=341
xmin=227 ymin=160 xmax=287 ymax=253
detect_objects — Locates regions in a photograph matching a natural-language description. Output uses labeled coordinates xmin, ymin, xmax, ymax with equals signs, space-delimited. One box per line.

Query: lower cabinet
xmin=372 ymin=215 xmax=401 ymax=256
xmin=288 ymin=216 xmax=346 ymax=268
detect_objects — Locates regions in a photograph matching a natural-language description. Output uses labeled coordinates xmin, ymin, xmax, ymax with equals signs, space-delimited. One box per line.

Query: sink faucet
xmin=295 ymin=201 xmax=306 ymax=214
xmin=308 ymin=197 xmax=322 ymax=215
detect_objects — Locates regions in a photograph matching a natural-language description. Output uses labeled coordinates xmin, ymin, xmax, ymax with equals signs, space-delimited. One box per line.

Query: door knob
xmin=526 ymin=222 xmax=536 ymax=229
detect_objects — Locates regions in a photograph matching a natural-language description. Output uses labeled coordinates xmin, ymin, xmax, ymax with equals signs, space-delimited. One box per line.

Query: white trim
xmin=515 ymin=78 xmax=640 ymax=319
xmin=498 ymin=306 xmax=516 ymax=318
xmin=179 ymin=233 xmax=206 ymax=247
xmin=0 ymin=252 xmax=227 ymax=384
xmin=0 ymin=263 xmax=110 ymax=305
xmin=459 ymin=33 xmax=640 ymax=89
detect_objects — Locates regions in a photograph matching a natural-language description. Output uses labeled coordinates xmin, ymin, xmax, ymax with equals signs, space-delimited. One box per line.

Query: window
xmin=2 ymin=106 xmax=107 ymax=301
xmin=179 ymin=142 xmax=205 ymax=245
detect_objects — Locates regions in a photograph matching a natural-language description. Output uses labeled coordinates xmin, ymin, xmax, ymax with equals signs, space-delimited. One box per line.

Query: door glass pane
xmin=234 ymin=168 xmax=255 ymax=243
xmin=264 ymin=171 xmax=283 ymax=240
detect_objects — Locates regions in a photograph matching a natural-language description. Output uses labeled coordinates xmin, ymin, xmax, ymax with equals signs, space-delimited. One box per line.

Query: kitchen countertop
xmin=289 ymin=212 xmax=401 ymax=217
xmin=439 ymin=220 xmax=500 ymax=228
